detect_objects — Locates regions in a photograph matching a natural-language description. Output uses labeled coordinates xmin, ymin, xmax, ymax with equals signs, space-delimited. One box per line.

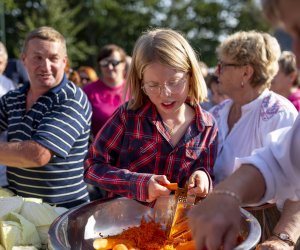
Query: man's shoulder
xmin=50 ymin=81 xmax=92 ymax=117
xmin=58 ymin=81 xmax=89 ymax=102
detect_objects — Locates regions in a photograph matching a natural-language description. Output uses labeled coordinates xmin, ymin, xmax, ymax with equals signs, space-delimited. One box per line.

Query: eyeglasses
xmin=142 ymin=74 xmax=187 ymax=95
xmin=217 ymin=61 xmax=245 ymax=75
xmin=99 ymin=59 xmax=124 ymax=68
xmin=81 ymin=76 xmax=90 ymax=81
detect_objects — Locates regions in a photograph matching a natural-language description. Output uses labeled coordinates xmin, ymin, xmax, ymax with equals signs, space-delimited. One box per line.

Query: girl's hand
xmin=146 ymin=175 xmax=171 ymax=202
xmin=187 ymin=170 xmax=209 ymax=197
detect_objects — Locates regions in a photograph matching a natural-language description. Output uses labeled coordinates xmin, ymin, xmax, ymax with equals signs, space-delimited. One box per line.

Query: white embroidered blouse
xmin=210 ymin=89 xmax=298 ymax=184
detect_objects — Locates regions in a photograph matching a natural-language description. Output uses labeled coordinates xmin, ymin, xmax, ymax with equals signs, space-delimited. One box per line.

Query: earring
xmin=241 ymin=81 xmax=244 ymax=88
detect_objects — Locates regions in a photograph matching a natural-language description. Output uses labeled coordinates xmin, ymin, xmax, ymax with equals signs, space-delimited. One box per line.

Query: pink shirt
xmin=288 ymin=88 xmax=300 ymax=112
xmin=83 ymin=79 xmax=126 ymax=137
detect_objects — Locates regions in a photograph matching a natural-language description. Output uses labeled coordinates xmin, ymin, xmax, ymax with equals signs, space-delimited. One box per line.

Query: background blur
xmin=0 ymin=0 xmax=290 ymax=72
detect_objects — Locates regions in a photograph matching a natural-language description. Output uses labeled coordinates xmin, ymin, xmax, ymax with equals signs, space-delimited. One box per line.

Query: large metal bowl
xmin=48 ymin=197 xmax=261 ymax=250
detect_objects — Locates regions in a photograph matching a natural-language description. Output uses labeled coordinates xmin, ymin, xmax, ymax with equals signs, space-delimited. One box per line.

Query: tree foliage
xmin=1 ymin=0 xmax=270 ymax=69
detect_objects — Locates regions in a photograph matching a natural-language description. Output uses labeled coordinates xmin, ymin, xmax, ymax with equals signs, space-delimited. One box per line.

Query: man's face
xmin=21 ymin=38 xmax=67 ymax=91
xmin=278 ymin=0 xmax=300 ymax=68
xmin=0 ymin=55 xmax=7 ymax=74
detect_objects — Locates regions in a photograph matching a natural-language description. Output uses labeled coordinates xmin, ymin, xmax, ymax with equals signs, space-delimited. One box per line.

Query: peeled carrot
xmin=113 ymin=244 xmax=129 ymax=250
xmin=175 ymin=240 xmax=195 ymax=250
xmin=93 ymin=238 xmax=134 ymax=250
xmin=162 ymin=183 xmax=178 ymax=191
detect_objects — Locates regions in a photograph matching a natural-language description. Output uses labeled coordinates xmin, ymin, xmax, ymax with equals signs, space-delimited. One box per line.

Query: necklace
xmin=163 ymin=121 xmax=176 ymax=135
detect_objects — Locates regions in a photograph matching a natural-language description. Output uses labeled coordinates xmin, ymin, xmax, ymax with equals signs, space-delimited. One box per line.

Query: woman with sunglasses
xmin=209 ymin=30 xmax=298 ymax=241
xmin=84 ymin=28 xmax=218 ymax=206
xmin=83 ymin=44 xmax=127 ymax=139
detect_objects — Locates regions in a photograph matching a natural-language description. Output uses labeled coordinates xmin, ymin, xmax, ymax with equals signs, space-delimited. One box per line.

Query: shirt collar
xmin=241 ymin=88 xmax=270 ymax=112
xmin=139 ymin=101 xmax=214 ymax=133
xmin=19 ymin=74 xmax=68 ymax=95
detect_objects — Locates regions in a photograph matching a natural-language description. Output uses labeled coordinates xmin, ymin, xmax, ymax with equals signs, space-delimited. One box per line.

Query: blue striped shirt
xmin=0 ymin=75 xmax=92 ymax=208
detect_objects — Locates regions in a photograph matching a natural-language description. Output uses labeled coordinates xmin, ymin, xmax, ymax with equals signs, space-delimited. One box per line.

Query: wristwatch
xmin=272 ymin=232 xmax=295 ymax=247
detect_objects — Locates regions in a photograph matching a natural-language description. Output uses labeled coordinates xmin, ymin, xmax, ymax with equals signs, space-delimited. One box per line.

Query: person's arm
xmin=187 ymin=113 xmax=218 ymax=197
xmin=0 ymin=87 xmax=90 ymax=169
xmin=84 ymin=106 xmax=154 ymax=202
xmin=188 ymin=164 xmax=266 ymax=250
xmin=0 ymin=140 xmax=52 ymax=167
xmin=258 ymin=200 xmax=300 ymax=250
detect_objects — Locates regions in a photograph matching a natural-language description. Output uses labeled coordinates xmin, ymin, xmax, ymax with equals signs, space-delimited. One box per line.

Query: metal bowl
xmin=48 ymin=197 xmax=261 ymax=250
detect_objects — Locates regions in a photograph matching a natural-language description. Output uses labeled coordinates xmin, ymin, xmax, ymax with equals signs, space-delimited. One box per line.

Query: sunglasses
xmin=81 ymin=77 xmax=90 ymax=81
xmin=99 ymin=59 xmax=124 ymax=68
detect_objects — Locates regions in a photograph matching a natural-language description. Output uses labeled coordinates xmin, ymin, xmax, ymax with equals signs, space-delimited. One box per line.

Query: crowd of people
xmin=1 ymin=0 xmax=300 ymax=249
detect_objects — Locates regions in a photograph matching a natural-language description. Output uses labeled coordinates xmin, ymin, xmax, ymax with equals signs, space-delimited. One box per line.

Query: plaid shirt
xmin=84 ymin=101 xmax=218 ymax=202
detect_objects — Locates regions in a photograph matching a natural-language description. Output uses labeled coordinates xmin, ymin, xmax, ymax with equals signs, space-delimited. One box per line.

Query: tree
xmin=3 ymin=0 xmax=95 ymax=67
xmin=67 ymin=0 xmax=164 ymax=70
xmin=2 ymin=0 xmax=270 ymax=69
xmin=160 ymin=0 xmax=270 ymax=67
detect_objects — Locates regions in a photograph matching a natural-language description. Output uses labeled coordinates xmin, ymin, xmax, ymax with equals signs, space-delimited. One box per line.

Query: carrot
xmin=162 ymin=183 xmax=178 ymax=191
xmin=175 ymin=240 xmax=195 ymax=250
xmin=113 ymin=244 xmax=129 ymax=250
xmin=93 ymin=238 xmax=134 ymax=250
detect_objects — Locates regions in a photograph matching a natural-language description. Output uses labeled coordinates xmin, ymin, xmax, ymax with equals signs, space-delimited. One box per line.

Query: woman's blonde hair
xmin=217 ymin=30 xmax=281 ymax=88
xmin=125 ymin=28 xmax=207 ymax=110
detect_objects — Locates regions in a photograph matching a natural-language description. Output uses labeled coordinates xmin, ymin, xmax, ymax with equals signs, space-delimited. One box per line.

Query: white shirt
xmin=0 ymin=75 xmax=15 ymax=96
xmin=210 ymin=89 xmax=298 ymax=183
xmin=236 ymin=115 xmax=300 ymax=210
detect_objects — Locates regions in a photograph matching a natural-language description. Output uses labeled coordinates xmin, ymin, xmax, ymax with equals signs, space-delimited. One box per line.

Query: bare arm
xmin=188 ymin=164 xmax=266 ymax=250
xmin=259 ymin=200 xmax=300 ymax=249
xmin=215 ymin=164 xmax=266 ymax=203
xmin=0 ymin=141 xmax=53 ymax=168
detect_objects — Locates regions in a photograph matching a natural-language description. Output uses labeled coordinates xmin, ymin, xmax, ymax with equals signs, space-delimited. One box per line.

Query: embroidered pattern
xmin=211 ymin=100 xmax=229 ymax=119
xmin=260 ymin=95 xmax=280 ymax=121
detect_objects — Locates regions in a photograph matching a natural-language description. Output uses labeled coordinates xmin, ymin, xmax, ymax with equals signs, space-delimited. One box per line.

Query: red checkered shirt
xmin=84 ymin=101 xmax=218 ymax=203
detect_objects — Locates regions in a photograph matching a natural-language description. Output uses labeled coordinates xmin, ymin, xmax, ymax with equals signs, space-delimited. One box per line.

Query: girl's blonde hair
xmin=124 ymin=28 xmax=207 ymax=110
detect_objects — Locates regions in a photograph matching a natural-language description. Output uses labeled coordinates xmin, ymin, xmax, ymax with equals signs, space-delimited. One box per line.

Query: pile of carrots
xmin=93 ymin=217 xmax=195 ymax=250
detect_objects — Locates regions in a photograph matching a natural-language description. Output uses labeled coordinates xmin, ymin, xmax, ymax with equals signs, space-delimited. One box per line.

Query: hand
xmin=187 ymin=170 xmax=209 ymax=197
xmin=257 ymin=237 xmax=294 ymax=250
xmin=188 ymin=194 xmax=241 ymax=250
xmin=146 ymin=175 xmax=171 ymax=202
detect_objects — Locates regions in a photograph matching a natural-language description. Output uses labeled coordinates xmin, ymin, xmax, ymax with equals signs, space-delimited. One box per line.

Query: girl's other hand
xmin=146 ymin=175 xmax=171 ymax=202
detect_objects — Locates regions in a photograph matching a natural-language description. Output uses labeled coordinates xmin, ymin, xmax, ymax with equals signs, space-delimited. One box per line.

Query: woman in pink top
xmin=271 ymin=50 xmax=300 ymax=111
xmin=83 ymin=44 xmax=128 ymax=138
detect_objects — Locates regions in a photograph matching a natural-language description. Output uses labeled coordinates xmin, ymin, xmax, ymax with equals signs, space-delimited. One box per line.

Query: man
xmin=0 ymin=42 xmax=15 ymax=96
xmin=188 ymin=1 xmax=300 ymax=249
xmin=0 ymin=26 xmax=92 ymax=208
xmin=0 ymin=42 xmax=16 ymax=187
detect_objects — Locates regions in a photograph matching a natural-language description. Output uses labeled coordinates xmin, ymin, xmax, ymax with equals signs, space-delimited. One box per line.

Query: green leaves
xmin=3 ymin=0 xmax=270 ymax=70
